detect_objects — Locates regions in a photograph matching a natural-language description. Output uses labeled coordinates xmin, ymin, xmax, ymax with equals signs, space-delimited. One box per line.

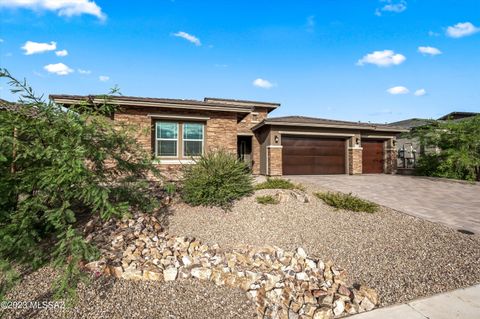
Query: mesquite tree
xmin=0 ymin=69 xmax=160 ymax=300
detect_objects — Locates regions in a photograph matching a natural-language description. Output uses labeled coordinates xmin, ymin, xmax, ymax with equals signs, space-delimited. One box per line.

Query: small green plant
xmin=255 ymin=177 xmax=303 ymax=190
xmin=256 ymin=195 xmax=279 ymax=205
xmin=164 ymin=182 xmax=177 ymax=196
xmin=181 ymin=150 xmax=254 ymax=208
xmin=315 ymin=192 xmax=378 ymax=213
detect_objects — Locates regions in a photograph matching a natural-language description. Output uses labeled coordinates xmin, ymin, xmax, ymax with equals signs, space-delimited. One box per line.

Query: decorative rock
xmin=191 ymin=267 xmax=212 ymax=280
xmin=313 ymin=308 xmax=333 ymax=319
xmin=333 ymin=299 xmax=345 ymax=316
xmin=360 ymin=297 xmax=376 ymax=312
xmin=296 ymin=247 xmax=307 ymax=259
xmin=84 ymin=212 xmax=378 ymax=319
xmin=163 ymin=267 xmax=178 ymax=281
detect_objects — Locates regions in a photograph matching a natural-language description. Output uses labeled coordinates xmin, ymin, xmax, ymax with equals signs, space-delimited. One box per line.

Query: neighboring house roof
xmin=252 ymin=115 xmax=408 ymax=132
xmin=388 ymin=118 xmax=432 ymax=129
xmin=437 ymin=111 xmax=479 ymax=121
xmin=49 ymin=94 xmax=258 ymax=114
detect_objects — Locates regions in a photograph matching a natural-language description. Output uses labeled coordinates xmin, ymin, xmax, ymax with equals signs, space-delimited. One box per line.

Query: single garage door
xmin=362 ymin=140 xmax=384 ymax=173
xmin=282 ymin=136 xmax=346 ymax=175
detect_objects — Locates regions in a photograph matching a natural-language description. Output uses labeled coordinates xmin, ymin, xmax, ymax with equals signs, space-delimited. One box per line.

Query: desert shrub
xmin=255 ymin=177 xmax=303 ymax=190
xmin=0 ymin=69 xmax=160 ymax=300
xmin=256 ymin=195 xmax=279 ymax=205
xmin=164 ymin=182 xmax=177 ymax=196
xmin=314 ymin=192 xmax=378 ymax=213
xmin=181 ymin=150 xmax=254 ymax=208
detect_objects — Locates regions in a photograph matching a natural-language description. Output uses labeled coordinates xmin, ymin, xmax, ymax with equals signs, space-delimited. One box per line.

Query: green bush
xmin=255 ymin=177 xmax=303 ymax=190
xmin=314 ymin=192 xmax=378 ymax=213
xmin=256 ymin=195 xmax=279 ymax=205
xmin=0 ymin=69 xmax=160 ymax=300
xmin=181 ymin=150 xmax=254 ymax=208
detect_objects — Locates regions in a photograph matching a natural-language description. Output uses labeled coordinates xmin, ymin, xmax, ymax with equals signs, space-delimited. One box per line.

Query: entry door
xmin=362 ymin=140 xmax=384 ymax=173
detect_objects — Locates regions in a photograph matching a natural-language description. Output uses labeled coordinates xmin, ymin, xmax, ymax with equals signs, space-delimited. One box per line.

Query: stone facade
xmin=348 ymin=147 xmax=363 ymax=175
xmin=385 ymin=148 xmax=398 ymax=174
xmin=267 ymin=146 xmax=283 ymax=176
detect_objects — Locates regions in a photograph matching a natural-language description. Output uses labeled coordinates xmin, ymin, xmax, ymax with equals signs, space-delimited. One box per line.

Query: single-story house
xmin=50 ymin=95 xmax=407 ymax=176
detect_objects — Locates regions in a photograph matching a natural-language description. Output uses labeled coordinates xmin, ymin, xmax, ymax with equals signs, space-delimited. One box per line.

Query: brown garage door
xmin=282 ymin=136 xmax=346 ymax=175
xmin=362 ymin=140 xmax=384 ymax=173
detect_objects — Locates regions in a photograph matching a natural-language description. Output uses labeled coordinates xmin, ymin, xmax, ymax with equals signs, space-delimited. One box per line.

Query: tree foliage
xmin=412 ymin=115 xmax=480 ymax=181
xmin=0 ymin=69 xmax=160 ymax=300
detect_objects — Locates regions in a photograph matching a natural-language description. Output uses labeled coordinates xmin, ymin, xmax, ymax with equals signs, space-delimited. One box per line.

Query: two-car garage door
xmin=282 ymin=136 xmax=385 ymax=175
xmin=282 ymin=136 xmax=346 ymax=175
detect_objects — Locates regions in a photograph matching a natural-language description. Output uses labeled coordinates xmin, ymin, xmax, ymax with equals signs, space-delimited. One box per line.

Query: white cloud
xmin=173 ymin=31 xmax=201 ymax=46
xmin=99 ymin=75 xmax=109 ymax=82
xmin=414 ymin=89 xmax=426 ymax=96
xmin=0 ymin=0 xmax=105 ymax=20
xmin=375 ymin=0 xmax=407 ymax=16
xmin=253 ymin=78 xmax=274 ymax=89
xmin=446 ymin=22 xmax=480 ymax=38
xmin=357 ymin=50 xmax=406 ymax=67
xmin=44 ymin=63 xmax=73 ymax=75
xmin=428 ymin=31 xmax=440 ymax=37
xmin=22 ymin=40 xmax=56 ymax=55
xmin=418 ymin=46 xmax=442 ymax=56
xmin=55 ymin=49 xmax=68 ymax=56
xmin=0 ymin=39 xmax=4 ymax=43
xmin=387 ymin=86 xmax=409 ymax=95
xmin=78 ymin=68 xmax=91 ymax=74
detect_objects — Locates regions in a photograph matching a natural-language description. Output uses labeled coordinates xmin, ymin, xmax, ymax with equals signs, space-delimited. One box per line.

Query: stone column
xmin=385 ymin=138 xmax=397 ymax=174
xmin=348 ymin=147 xmax=363 ymax=175
xmin=267 ymin=146 xmax=283 ymax=176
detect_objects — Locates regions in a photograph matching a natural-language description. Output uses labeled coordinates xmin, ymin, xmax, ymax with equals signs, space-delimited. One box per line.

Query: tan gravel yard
xmin=167 ymin=184 xmax=480 ymax=307
xmin=2 ymin=267 xmax=255 ymax=319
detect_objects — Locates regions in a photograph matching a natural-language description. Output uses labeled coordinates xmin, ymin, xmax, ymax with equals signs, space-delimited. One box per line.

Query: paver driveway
xmin=289 ymin=175 xmax=480 ymax=234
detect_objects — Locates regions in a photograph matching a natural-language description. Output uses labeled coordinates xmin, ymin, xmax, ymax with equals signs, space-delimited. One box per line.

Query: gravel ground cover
xmin=167 ymin=184 xmax=480 ymax=306
xmin=2 ymin=267 xmax=255 ymax=319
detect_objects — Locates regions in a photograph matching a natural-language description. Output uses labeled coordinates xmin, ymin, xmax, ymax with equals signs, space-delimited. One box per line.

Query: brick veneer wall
xmin=348 ymin=147 xmax=362 ymax=175
xmin=267 ymin=146 xmax=283 ymax=176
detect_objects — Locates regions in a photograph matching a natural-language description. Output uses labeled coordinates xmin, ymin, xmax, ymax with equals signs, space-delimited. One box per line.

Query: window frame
xmin=182 ymin=122 xmax=205 ymax=158
xmin=154 ymin=120 xmax=205 ymax=159
xmin=155 ymin=121 xmax=179 ymax=158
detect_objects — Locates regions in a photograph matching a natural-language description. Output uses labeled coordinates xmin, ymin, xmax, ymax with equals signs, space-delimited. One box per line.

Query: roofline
xmin=251 ymin=120 xmax=409 ymax=133
xmin=49 ymin=95 xmax=253 ymax=114
xmin=204 ymin=97 xmax=280 ymax=108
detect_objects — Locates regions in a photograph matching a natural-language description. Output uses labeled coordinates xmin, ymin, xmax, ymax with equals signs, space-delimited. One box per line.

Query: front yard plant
xmin=0 ymin=69 xmax=160 ymax=300
xmin=315 ymin=191 xmax=379 ymax=213
xmin=255 ymin=177 xmax=304 ymax=191
xmin=255 ymin=195 xmax=279 ymax=205
xmin=181 ymin=150 xmax=254 ymax=208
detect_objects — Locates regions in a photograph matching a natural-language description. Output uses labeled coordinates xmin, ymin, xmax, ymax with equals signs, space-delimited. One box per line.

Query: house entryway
xmin=237 ymin=135 xmax=252 ymax=169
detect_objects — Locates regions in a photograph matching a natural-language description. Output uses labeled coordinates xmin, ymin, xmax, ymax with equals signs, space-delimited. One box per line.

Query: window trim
xmin=155 ymin=121 xmax=179 ymax=158
xmin=182 ymin=122 xmax=205 ymax=158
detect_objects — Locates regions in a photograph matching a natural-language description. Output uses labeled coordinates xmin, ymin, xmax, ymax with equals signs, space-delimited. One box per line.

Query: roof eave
xmin=50 ymin=96 xmax=253 ymax=114
xmin=252 ymin=120 xmax=408 ymax=133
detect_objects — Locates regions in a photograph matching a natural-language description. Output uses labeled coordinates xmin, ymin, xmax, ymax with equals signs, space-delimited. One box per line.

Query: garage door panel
xmin=362 ymin=140 xmax=384 ymax=174
xmin=282 ymin=136 xmax=346 ymax=175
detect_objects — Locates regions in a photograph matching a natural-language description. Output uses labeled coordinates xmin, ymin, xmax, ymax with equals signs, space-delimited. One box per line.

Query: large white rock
xmin=163 ymin=267 xmax=178 ymax=281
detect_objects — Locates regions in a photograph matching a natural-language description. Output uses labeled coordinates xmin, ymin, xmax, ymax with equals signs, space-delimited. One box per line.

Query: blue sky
xmin=1 ymin=0 xmax=479 ymax=122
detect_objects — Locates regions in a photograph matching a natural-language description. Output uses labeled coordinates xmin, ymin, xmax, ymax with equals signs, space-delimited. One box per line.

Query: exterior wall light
xmin=274 ymin=135 xmax=279 ymax=144
xmin=355 ymin=137 xmax=360 ymax=146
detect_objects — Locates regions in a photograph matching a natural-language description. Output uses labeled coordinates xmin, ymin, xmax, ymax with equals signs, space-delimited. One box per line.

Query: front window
xmin=155 ymin=121 xmax=204 ymax=158
xmin=183 ymin=122 xmax=204 ymax=157
xmin=156 ymin=121 xmax=178 ymax=157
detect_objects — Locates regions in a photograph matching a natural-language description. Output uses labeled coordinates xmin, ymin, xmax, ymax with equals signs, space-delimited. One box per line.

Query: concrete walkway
xmin=290 ymin=175 xmax=480 ymax=234
xmin=351 ymin=284 xmax=480 ymax=319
